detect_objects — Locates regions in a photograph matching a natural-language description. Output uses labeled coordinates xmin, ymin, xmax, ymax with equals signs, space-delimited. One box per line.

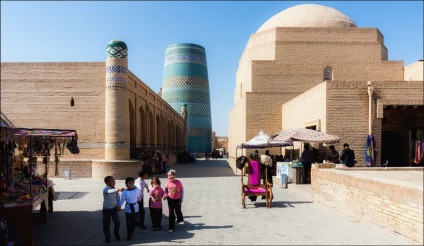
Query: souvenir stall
xmin=0 ymin=126 xmax=78 ymax=245
xmin=272 ymin=128 xmax=340 ymax=184
xmin=236 ymin=130 xmax=293 ymax=175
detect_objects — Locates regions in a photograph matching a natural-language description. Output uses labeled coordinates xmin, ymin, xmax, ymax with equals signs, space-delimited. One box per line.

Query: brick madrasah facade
xmin=228 ymin=4 xmax=423 ymax=167
xmin=1 ymin=40 xmax=189 ymax=179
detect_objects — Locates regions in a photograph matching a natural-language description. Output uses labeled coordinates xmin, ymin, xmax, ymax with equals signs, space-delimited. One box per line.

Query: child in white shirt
xmin=118 ymin=177 xmax=142 ymax=241
xmin=135 ymin=169 xmax=149 ymax=229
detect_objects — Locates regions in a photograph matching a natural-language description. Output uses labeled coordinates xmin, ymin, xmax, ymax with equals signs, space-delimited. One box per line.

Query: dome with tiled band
xmin=257 ymin=4 xmax=356 ymax=33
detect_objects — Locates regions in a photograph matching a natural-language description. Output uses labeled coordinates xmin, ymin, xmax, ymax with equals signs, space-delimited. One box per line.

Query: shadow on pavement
xmin=140 ymin=218 xmax=233 ymax=245
xmin=270 ymin=200 xmax=314 ymax=208
xmin=33 ymin=210 xmax=233 ymax=245
xmin=172 ymin=159 xmax=234 ymax=178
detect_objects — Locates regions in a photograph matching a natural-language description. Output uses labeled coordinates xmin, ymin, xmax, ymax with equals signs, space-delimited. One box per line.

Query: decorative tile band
xmin=168 ymin=102 xmax=211 ymax=115
xmin=106 ymin=85 xmax=127 ymax=90
xmin=162 ymin=92 xmax=210 ymax=104
xmin=187 ymin=128 xmax=212 ymax=136
xmin=106 ymin=66 xmax=128 ymax=74
xmin=106 ymin=46 xmax=128 ymax=59
xmin=187 ymin=117 xmax=212 ymax=128
xmin=162 ymin=76 xmax=209 ymax=90
xmin=186 ymin=103 xmax=211 ymax=115
xmin=164 ymin=53 xmax=206 ymax=66
xmin=166 ymin=44 xmax=205 ymax=53
xmin=106 ymin=77 xmax=128 ymax=83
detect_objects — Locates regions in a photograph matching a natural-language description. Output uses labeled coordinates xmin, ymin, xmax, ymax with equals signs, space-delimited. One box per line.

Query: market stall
xmin=235 ymin=130 xmax=292 ymax=175
xmin=276 ymin=161 xmax=304 ymax=185
xmin=271 ymin=128 xmax=340 ymax=184
xmin=0 ymin=126 xmax=78 ymax=245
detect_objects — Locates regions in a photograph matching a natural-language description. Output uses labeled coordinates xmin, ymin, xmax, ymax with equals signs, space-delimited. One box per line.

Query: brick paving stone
xmin=33 ymin=158 xmax=419 ymax=245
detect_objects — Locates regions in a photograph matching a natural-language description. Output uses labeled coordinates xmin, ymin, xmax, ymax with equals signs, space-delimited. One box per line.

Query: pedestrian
xmin=166 ymin=154 xmax=170 ymax=170
xmin=301 ymin=144 xmax=314 ymax=184
xmin=102 ymin=176 xmax=124 ymax=243
xmin=326 ymin=145 xmax=340 ymax=163
xmin=340 ymin=143 xmax=356 ymax=167
xmin=163 ymin=169 xmax=184 ymax=233
xmin=191 ymin=151 xmax=196 ymax=163
xmin=148 ymin=175 xmax=164 ymax=231
xmin=135 ymin=169 xmax=149 ymax=229
xmin=118 ymin=177 xmax=142 ymax=241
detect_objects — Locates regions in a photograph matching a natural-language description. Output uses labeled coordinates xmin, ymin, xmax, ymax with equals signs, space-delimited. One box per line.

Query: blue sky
xmin=1 ymin=1 xmax=423 ymax=136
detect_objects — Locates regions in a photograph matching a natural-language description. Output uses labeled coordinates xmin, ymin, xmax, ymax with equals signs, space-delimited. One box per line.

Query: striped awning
xmin=272 ymin=128 xmax=340 ymax=144
xmin=13 ymin=128 xmax=77 ymax=137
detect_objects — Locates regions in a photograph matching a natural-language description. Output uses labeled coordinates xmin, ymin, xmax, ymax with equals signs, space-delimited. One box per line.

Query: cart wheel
xmin=48 ymin=188 xmax=54 ymax=213
xmin=40 ymin=201 xmax=48 ymax=223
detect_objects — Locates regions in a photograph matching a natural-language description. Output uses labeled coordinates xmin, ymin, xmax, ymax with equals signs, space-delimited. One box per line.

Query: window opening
xmin=323 ymin=67 xmax=333 ymax=81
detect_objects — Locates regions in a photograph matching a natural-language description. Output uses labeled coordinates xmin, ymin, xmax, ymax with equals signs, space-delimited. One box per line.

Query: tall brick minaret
xmin=105 ymin=40 xmax=130 ymax=160
xmin=162 ymin=43 xmax=212 ymax=154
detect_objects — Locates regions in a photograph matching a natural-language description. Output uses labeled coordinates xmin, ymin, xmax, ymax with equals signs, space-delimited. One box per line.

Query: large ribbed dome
xmin=257 ymin=4 xmax=356 ymax=33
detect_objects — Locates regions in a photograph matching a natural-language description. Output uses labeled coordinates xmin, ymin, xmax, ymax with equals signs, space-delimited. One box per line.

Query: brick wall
xmin=228 ymin=96 xmax=247 ymax=163
xmin=311 ymin=167 xmax=423 ymax=244
xmin=37 ymin=159 xmax=146 ymax=180
xmin=36 ymin=159 xmax=93 ymax=179
xmin=282 ymin=83 xmax=326 ymax=130
xmin=1 ymin=62 xmax=186 ymax=162
xmin=92 ymin=160 xmax=142 ymax=180
xmin=326 ymin=81 xmax=423 ymax=165
xmin=1 ymin=62 xmax=106 ymax=160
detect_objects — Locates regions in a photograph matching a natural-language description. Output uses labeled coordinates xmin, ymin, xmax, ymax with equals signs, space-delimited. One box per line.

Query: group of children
xmin=102 ymin=169 xmax=184 ymax=243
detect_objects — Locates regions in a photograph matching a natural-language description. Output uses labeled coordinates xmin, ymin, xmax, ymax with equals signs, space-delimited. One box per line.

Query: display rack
xmin=0 ymin=126 xmax=78 ymax=245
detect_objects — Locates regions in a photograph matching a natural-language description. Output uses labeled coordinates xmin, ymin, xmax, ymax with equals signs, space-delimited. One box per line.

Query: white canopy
xmin=237 ymin=130 xmax=293 ymax=149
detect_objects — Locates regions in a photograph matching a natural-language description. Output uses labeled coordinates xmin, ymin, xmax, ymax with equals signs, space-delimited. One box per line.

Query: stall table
xmin=276 ymin=162 xmax=304 ymax=184
xmin=291 ymin=166 xmax=304 ymax=184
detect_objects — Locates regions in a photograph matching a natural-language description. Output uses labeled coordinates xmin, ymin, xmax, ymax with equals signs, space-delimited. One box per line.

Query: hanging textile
xmin=421 ymin=140 xmax=424 ymax=161
xmin=364 ymin=134 xmax=377 ymax=167
xmin=414 ymin=141 xmax=421 ymax=164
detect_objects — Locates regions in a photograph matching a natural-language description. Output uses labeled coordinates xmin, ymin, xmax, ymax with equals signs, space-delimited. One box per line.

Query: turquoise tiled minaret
xmin=162 ymin=43 xmax=212 ymax=153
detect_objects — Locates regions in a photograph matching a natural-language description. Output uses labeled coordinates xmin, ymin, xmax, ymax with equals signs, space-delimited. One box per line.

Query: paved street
xmin=33 ymin=159 xmax=418 ymax=245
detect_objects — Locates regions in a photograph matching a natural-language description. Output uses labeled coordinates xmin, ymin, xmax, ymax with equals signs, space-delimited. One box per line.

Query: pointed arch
xmin=161 ymin=114 xmax=168 ymax=148
xmin=166 ymin=121 xmax=174 ymax=148
xmin=139 ymin=105 xmax=146 ymax=145
xmin=148 ymin=109 xmax=155 ymax=146
xmin=175 ymin=125 xmax=181 ymax=150
xmin=156 ymin=114 xmax=161 ymax=148
xmin=129 ymin=99 xmax=135 ymax=150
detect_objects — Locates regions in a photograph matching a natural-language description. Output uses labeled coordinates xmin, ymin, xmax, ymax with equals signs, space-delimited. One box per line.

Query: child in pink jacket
xmin=148 ymin=175 xmax=164 ymax=231
xmin=163 ymin=169 xmax=184 ymax=233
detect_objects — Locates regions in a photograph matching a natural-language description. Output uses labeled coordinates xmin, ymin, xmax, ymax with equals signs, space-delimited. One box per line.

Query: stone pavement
xmin=33 ymin=159 xmax=419 ymax=245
